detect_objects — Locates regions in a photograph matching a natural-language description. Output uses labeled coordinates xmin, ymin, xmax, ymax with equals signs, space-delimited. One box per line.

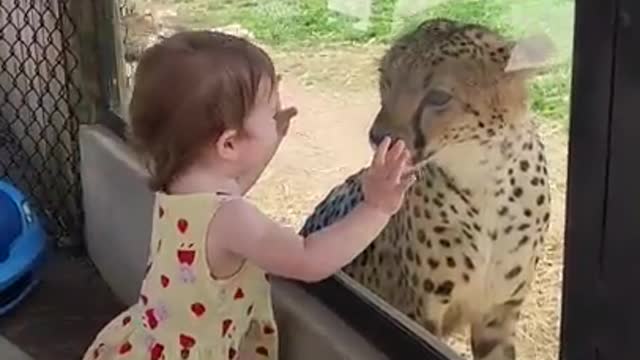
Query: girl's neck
xmin=167 ymin=166 xmax=243 ymax=196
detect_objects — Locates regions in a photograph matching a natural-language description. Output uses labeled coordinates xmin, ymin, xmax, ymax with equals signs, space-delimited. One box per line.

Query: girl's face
xmin=242 ymin=81 xmax=280 ymax=174
xmin=232 ymin=77 xmax=293 ymax=191
xmin=209 ymin=75 xmax=296 ymax=193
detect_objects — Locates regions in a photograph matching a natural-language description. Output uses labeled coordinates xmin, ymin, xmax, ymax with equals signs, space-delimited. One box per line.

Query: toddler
xmin=83 ymin=30 xmax=414 ymax=360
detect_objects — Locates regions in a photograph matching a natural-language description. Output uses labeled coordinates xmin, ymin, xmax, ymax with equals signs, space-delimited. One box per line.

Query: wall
xmin=79 ymin=124 xmax=388 ymax=360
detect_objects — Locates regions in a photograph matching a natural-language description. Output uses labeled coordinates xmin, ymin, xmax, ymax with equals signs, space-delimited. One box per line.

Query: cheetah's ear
xmin=504 ymin=33 xmax=556 ymax=74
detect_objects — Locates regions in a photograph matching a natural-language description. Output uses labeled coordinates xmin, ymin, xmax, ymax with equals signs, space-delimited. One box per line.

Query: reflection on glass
xmin=115 ymin=1 xmax=573 ymax=359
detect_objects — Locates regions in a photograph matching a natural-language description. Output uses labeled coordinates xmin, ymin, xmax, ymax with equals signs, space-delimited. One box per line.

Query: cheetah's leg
xmin=416 ymin=299 xmax=451 ymax=338
xmin=469 ymin=302 xmax=521 ymax=360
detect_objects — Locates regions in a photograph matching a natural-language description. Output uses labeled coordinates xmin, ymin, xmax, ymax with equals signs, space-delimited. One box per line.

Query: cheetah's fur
xmin=299 ymin=19 xmax=552 ymax=360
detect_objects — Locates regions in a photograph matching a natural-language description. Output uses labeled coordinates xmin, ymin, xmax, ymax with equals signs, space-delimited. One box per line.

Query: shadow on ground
xmin=0 ymin=251 xmax=125 ymax=360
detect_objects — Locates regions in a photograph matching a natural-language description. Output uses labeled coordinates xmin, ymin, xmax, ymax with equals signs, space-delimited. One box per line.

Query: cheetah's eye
xmin=424 ymin=89 xmax=452 ymax=107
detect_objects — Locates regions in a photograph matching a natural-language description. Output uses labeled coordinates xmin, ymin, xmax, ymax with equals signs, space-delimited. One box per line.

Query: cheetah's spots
xmin=513 ymin=187 xmax=523 ymax=198
xmin=428 ymin=258 xmax=440 ymax=270
xmin=498 ymin=206 xmax=509 ymax=216
xmin=413 ymin=205 xmax=421 ymax=217
xmin=505 ymin=265 xmax=523 ymax=280
xmin=434 ymin=280 xmax=455 ymax=297
xmin=504 ymin=298 xmax=524 ymax=308
xmin=504 ymin=225 xmax=513 ymax=235
xmin=439 ymin=239 xmax=452 ymax=248
xmin=417 ymin=229 xmax=427 ymax=243
xmin=512 ymin=235 xmax=530 ymax=252
xmin=517 ymin=223 xmax=531 ymax=231
xmin=464 ymin=255 xmax=475 ymax=270
xmin=406 ymin=247 xmax=415 ymax=261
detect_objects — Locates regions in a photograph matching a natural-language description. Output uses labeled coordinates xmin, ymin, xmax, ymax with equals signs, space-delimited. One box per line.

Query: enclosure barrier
xmin=0 ymin=0 xmax=83 ymax=247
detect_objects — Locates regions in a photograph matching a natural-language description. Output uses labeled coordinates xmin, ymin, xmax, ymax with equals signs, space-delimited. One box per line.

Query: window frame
xmin=561 ymin=1 xmax=640 ymax=359
xmin=91 ymin=0 xmax=640 ymax=359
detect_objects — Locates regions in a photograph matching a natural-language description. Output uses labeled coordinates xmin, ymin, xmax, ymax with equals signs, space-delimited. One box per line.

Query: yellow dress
xmin=83 ymin=192 xmax=278 ymax=360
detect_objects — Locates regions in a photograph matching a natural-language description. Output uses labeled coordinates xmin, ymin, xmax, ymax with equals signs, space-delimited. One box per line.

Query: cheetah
xmin=299 ymin=18 xmax=554 ymax=360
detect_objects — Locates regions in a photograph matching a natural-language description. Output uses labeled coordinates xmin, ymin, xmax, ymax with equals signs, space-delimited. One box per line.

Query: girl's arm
xmin=210 ymin=198 xmax=391 ymax=282
xmin=209 ymin=138 xmax=414 ymax=282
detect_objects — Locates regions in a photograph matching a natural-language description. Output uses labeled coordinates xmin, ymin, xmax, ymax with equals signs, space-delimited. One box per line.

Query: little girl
xmin=83 ymin=30 xmax=414 ymax=360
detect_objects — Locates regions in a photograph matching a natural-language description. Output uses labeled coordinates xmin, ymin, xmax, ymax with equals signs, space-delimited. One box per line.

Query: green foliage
xmin=169 ymin=0 xmax=574 ymax=125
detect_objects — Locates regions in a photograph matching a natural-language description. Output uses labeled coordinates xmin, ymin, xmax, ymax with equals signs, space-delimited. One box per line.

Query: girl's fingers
xmin=274 ymin=106 xmax=298 ymax=123
xmin=372 ymin=136 xmax=391 ymax=169
xmin=386 ymin=139 xmax=406 ymax=164
xmin=388 ymin=150 xmax=410 ymax=183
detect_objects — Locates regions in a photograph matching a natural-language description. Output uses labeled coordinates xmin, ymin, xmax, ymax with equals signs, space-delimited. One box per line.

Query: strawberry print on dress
xmin=160 ymin=275 xmax=170 ymax=288
xmin=118 ymin=342 xmax=132 ymax=355
xmin=176 ymin=243 xmax=196 ymax=265
xmin=256 ymin=346 xmax=269 ymax=357
xmin=80 ymin=193 xmax=278 ymax=360
xmin=263 ymin=325 xmax=275 ymax=335
xmin=190 ymin=302 xmax=206 ymax=317
xmin=150 ymin=343 xmax=165 ymax=360
xmin=143 ymin=304 xmax=169 ymax=330
xmin=179 ymin=334 xmax=196 ymax=348
xmin=92 ymin=343 xmax=105 ymax=359
xmin=177 ymin=219 xmax=189 ymax=234
xmin=222 ymin=319 xmax=233 ymax=337
xmin=233 ymin=288 xmax=244 ymax=300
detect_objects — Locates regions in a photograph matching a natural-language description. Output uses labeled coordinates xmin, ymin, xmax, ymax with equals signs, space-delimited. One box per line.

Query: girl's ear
xmin=215 ymin=129 xmax=240 ymax=161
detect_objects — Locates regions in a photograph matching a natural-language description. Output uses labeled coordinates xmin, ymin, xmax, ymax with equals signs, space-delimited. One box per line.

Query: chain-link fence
xmin=0 ymin=0 xmax=83 ymax=247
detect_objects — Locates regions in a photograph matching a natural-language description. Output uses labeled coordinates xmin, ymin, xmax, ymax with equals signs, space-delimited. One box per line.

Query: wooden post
xmin=65 ymin=0 xmax=128 ymax=247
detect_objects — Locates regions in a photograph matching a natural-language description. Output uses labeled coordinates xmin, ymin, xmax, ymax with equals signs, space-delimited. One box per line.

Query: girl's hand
xmin=361 ymin=137 xmax=415 ymax=216
xmin=274 ymin=74 xmax=298 ymax=137
xmin=274 ymin=105 xmax=297 ymax=137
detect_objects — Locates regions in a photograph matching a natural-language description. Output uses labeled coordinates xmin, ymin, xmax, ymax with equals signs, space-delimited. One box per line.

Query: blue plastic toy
xmin=0 ymin=179 xmax=48 ymax=315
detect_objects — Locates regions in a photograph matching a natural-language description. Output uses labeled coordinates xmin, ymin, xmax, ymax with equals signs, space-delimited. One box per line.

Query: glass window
xmin=112 ymin=1 xmax=575 ymax=358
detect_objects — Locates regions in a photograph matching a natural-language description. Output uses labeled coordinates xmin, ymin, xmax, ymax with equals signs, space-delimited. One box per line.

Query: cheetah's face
xmin=368 ymin=19 xmax=554 ymax=165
